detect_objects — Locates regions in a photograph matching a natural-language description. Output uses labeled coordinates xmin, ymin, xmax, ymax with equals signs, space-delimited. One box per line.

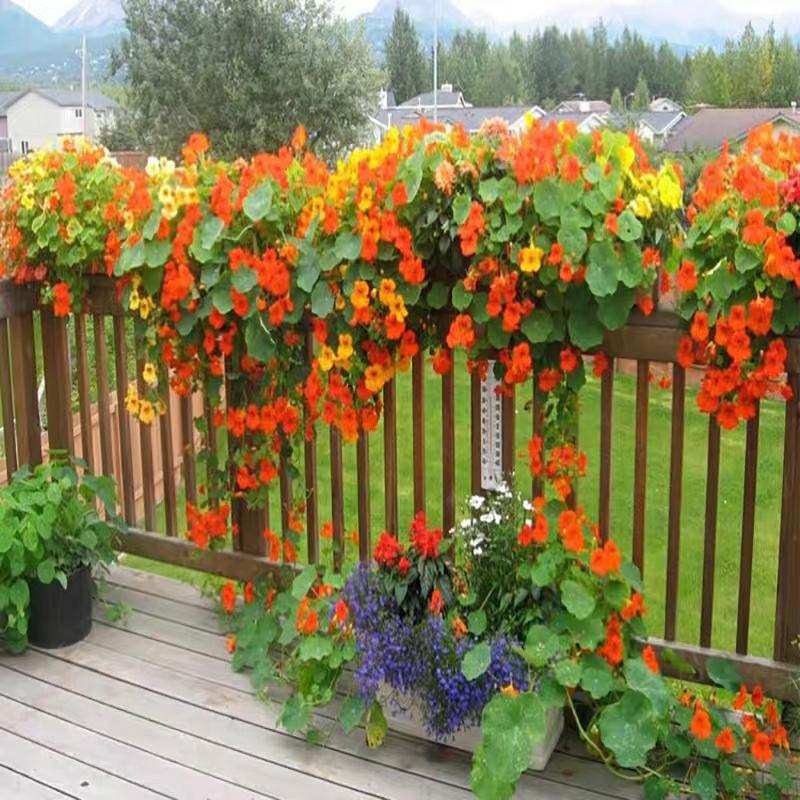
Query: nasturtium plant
xmin=0 ymin=455 xmax=123 ymax=652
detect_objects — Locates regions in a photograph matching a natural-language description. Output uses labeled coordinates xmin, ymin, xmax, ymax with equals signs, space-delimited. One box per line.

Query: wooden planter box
xmin=379 ymin=685 xmax=564 ymax=771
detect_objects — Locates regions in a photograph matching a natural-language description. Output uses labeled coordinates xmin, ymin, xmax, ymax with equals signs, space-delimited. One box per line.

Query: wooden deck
xmin=0 ymin=565 xmax=639 ymax=799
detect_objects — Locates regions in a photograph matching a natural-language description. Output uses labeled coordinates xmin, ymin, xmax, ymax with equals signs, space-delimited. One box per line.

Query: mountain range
xmin=3 ymin=0 xmax=800 ymax=83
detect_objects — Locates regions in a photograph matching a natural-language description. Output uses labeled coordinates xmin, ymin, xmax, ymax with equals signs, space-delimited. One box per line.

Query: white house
xmin=649 ymin=97 xmax=683 ymax=113
xmin=4 ymin=88 xmax=117 ymax=154
xmin=553 ymin=98 xmax=612 ymax=114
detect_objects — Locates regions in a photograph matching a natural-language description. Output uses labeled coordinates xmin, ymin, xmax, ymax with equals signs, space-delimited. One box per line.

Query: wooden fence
xmin=1 ymin=277 xmax=799 ymax=702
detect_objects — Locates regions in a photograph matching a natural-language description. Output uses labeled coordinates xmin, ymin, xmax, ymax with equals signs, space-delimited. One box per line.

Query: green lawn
xmin=127 ymin=359 xmax=787 ymax=661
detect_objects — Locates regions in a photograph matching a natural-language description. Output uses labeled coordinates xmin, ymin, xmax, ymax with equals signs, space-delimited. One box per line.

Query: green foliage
xmin=384 ymin=8 xmax=428 ymax=105
xmin=0 ymin=454 xmax=123 ymax=652
xmin=115 ymin=0 xmax=381 ymax=160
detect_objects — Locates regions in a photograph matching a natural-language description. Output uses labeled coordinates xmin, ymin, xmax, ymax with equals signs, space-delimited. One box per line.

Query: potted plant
xmin=0 ymin=454 xmax=124 ymax=652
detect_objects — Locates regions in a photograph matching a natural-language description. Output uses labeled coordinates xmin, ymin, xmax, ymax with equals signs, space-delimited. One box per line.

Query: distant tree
xmin=474 ymin=44 xmax=524 ymax=105
xmin=441 ymin=30 xmax=491 ymax=104
xmin=610 ymin=86 xmax=624 ymax=112
xmin=533 ymin=26 xmax=576 ymax=103
xmin=385 ymin=7 xmax=428 ymax=104
xmin=114 ymin=0 xmax=380 ymax=160
xmin=587 ymin=21 xmax=609 ymax=100
xmin=687 ymin=48 xmax=732 ymax=106
xmin=768 ymin=34 xmax=800 ymax=106
xmin=652 ymin=42 xmax=686 ymax=102
xmin=724 ymin=22 xmax=773 ymax=106
xmin=632 ymin=73 xmax=650 ymax=110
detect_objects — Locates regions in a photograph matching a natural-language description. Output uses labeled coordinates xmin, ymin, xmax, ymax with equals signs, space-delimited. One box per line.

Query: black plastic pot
xmin=27 ymin=564 xmax=93 ymax=649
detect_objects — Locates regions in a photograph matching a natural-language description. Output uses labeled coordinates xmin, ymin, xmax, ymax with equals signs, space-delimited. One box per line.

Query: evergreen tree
xmin=632 ymin=73 xmax=650 ymax=110
xmin=610 ymin=86 xmax=624 ymax=112
xmin=770 ymin=34 xmax=800 ymax=106
xmin=587 ymin=21 xmax=609 ymax=100
xmin=384 ymin=7 xmax=428 ymax=104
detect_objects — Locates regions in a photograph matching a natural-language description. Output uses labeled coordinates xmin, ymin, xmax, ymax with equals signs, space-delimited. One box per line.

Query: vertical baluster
xmin=470 ymin=371 xmax=481 ymax=496
xmin=8 ymin=312 xmax=40 ymax=468
xmin=0 ymin=319 xmax=18 ymax=478
xmin=41 ymin=308 xmax=73 ymax=454
xmin=93 ymin=316 xmax=113 ymax=479
xmin=179 ymin=394 xmax=197 ymax=508
xmin=700 ymin=417 xmax=721 ymax=648
xmin=736 ymin=403 xmax=760 ymax=654
xmin=74 ymin=314 xmax=94 ymax=473
xmin=357 ymin=431 xmax=371 ymax=561
xmin=532 ymin=383 xmax=544 ymax=499
xmin=383 ymin=379 xmax=398 ymax=534
xmin=136 ymin=357 xmax=157 ymax=531
xmin=442 ymin=367 xmax=456 ymax=534
xmin=304 ymin=333 xmax=319 ymax=564
xmin=664 ymin=364 xmax=686 ymax=641
xmin=632 ymin=360 xmax=649 ymax=574
xmin=329 ymin=427 xmax=345 ymax=572
xmin=501 ymin=388 xmax=515 ymax=479
xmin=598 ymin=360 xmax=614 ymax=543
xmin=112 ymin=316 xmax=135 ymax=522
xmin=159 ymin=389 xmax=178 ymax=538
xmin=412 ymin=352 xmax=426 ymax=513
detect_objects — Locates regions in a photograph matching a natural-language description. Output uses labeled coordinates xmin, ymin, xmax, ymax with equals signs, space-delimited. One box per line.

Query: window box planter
xmin=379 ymin=684 xmax=564 ymax=771
xmin=27 ymin=564 xmax=93 ymax=649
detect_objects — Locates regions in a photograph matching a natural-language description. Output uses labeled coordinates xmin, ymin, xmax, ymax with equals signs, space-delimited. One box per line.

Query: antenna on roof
xmin=79 ymin=35 xmax=87 ymax=139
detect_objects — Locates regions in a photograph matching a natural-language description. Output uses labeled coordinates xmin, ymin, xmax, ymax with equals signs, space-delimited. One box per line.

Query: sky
xmin=15 ymin=0 xmax=800 ymax=27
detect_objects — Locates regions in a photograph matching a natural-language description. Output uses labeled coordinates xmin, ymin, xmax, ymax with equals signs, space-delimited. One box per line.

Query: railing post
xmin=775 ymin=371 xmax=800 ymax=664
xmin=9 ymin=312 xmax=41 ymax=467
xmin=40 ymin=308 xmax=74 ymax=455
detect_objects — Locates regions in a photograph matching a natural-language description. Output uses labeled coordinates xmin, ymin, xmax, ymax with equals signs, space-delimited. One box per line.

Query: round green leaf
xmin=243 ymin=182 xmax=274 ymax=222
xmin=560 ymin=579 xmax=596 ymax=620
xmin=520 ymin=309 xmax=553 ymax=343
xmin=586 ymin=241 xmax=620 ymax=297
xmin=616 ymin=210 xmax=643 ymax=242
xmin=598 ymin=691 xmax=658 ymax=768
xmin=462 ymin=641 xmax=492 ymax=680
xmin=580 ymin=653 xmax=614 ymax=699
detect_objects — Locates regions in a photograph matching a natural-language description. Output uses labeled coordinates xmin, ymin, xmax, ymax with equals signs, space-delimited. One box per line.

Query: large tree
xmin=115 ymin=0 xmax=380 ymax=160
xmin=384 ymin=7 xmax=428 ymax=105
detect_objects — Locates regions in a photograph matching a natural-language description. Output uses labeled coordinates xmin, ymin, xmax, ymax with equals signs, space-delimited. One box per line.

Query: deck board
xmin=1 ymin=565 xmax=641 ymax=799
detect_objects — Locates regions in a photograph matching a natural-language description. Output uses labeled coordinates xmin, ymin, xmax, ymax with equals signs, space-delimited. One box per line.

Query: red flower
xmin=676 ymin=260 xmax=698 ymax=293
xmin=53 ymin=281 xmax=71 ymax=317
xmin=410 ymin=511 xmax=443 ymax=559
xmin=750 ymin=732 xmax=773 ymax=764
xmin=690 ymin=705 xmax=712 ymax=739
xmin=374 ymin=531 xmax=404 ymax=568
xmin=428 ymin=589 xmax=444 ymax=615
xmin=642 ymin=644 xmax=660 ymax=674
xmin=220 ymin=581 xmax=237 ymax=614
xmin=715 ymin=727 xmax=736 ymax=754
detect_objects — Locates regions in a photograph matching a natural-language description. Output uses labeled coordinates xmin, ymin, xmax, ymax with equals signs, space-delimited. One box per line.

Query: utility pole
xmin=433 ymin=0 xmax=438 ymax=123
xmin=80 ymin=35 xmax=87 ymax=139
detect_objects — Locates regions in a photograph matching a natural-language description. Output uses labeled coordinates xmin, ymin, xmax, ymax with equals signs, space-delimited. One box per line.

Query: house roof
xmin=6 ymin=88 xmax=118 ymax=112
xmin=607 ymin=110 xmax=686 ymax=135
xmin=0 ymin=91 xmax=23 ymax=115
xmin=539 ymin=111 xmax=607 ymax=132
xmin=374 ymin=105 xmax=534 ymax=133
xmin=554 ymin=99 xmax=611 ymax=114
xmin=399 ymin=90 xmax=469 ymax=109
xmin=664 ymin=108 xmax=800 ymax=152
xmin=649 ymin=97 xmax=682 ymax=110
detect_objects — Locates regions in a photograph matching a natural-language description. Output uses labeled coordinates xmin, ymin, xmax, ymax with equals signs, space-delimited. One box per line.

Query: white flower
xmin=523 ymin=499 xmax=533 ymax=511
xmin=468 ymin=495 xmax=485 ymax=510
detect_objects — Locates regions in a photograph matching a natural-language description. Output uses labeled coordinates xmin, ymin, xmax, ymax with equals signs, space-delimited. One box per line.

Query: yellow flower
xmin=657 ymin=168 xmax=682 ymax=210
xmin=357 ymin=185 xmax=373 ymax=212
xmin=125 ymin=386 xmax=140 ymax=415
xmin=145 ymin=157 xmax=161 ymax=179
xmin=161 ymin=197 xmax=178 ymax=220
xmin=364 ymin=364 xmax=388 ymax=393
xmin=618 ymin=144 xmax=636 ymax=174
xmin=155 ymin=399 xmax=167 ymax=415
xmin=630 ymin=194 xmax=653 ymax=219
xmin=378 ymin=278 xmax=397 ymax=305
xmin=138 ymin=400 xmax=156 ymax=425
xmin=519 ymin=245 xmax=544 ymax=274
xmin=158 ymin=183 xmax=175 ymax=205
xmin=128 ymin=288 xmax=141 ymax=311
xmin=142 ymin=362 xmax=158 ymax=387
xmin=138 ymin=297 xmax=153 ymax=320
xmin=336 ymin=334 xmax=353 ymax=362
xmin=319 ymin=346 xmax=335 ymax=372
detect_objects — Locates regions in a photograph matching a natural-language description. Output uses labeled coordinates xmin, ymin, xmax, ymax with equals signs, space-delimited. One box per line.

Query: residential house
xmin=539 ymin=111 xmax=608 ymax=134
xmin=649 ymin=97 xmax=683 ymax=113
xmin=4 ymin=88 xmax=117 ymax=154
xmin=369 ymin=84 xmax=546 ymax=141
xmin=608 ymin=110 xmax=687 ymax=146
xmin=553 ymin=98 xmax=612 ymax=114
xmin=664 ymin=107 xmax=800 ymax=152
xmin=0 ymin=91 xmax=22 ymax=153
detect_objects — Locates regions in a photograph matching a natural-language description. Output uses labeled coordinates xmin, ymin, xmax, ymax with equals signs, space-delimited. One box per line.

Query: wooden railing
xmin=1 ymin=277 xmax=799 ymax=702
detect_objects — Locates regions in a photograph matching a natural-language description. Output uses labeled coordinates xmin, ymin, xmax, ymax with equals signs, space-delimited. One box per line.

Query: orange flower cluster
xmin=186 ymin=502 xmax=230 ymax=549
xmin=678 ymin=298 xmax=791 ymax=429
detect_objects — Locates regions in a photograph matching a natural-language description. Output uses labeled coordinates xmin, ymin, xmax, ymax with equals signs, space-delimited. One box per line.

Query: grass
xmin=127 ymin=358 xmax=787 ymax=661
